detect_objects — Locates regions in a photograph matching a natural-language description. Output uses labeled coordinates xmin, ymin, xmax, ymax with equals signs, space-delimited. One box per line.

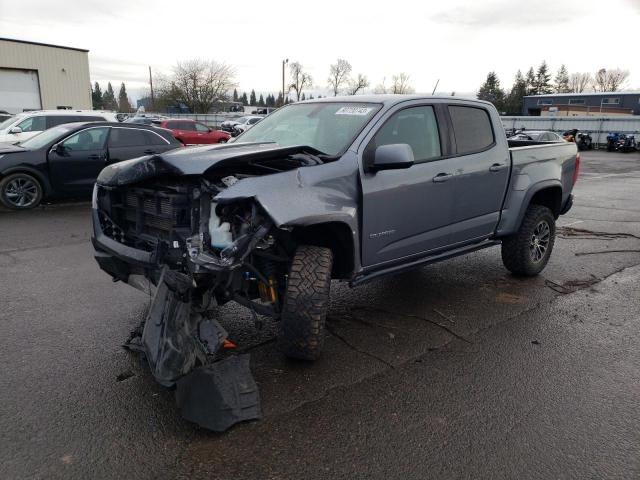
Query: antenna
xmin=431 ymin=79 xmax=440 ymax=95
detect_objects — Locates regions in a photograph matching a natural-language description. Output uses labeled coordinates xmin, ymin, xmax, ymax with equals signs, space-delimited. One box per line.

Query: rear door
xmin=194 ymin=122 xmax=213 ymax=144
xmin=446 ymin=105 xmax=510 ymax=243
xmin=141 ymin=129 xmax=176 ymax=154
xmin=177 ymin=121 xmax=197 ymax=144
xmin=107 ymin=127 xmax=155 ymax=162
xmin=47 ymin=126 xmax=110 ymax=194
xmin=360 ymin=104 xmax=457 ymax=267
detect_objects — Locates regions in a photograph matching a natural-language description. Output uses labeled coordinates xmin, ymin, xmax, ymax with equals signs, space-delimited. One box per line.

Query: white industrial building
xmin=0 ymin=37 xmax=92 ymax=114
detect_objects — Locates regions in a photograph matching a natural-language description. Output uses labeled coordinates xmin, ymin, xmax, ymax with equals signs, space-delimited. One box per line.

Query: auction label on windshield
xmin=335 ymin=106 xmax=373 ymax=116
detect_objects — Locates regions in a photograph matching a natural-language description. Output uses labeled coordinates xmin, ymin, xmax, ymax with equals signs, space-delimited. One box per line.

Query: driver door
xmin=48 ymin=127 xmax=110 ymax=195
xmin=360 ymin=105 xmax=457 ymax=267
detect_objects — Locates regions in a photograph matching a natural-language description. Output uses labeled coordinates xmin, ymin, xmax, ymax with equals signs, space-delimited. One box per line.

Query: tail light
xmin=573 ymin=152 xmax=581 ymax=185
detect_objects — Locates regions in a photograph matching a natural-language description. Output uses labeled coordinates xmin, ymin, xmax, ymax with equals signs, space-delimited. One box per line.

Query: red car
xmin=156 ymin=119 xmax=230 ymax=145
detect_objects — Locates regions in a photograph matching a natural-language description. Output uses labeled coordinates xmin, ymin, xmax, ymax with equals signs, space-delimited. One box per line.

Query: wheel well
xmin=291 ymin=222 xmax=355 ymax=279
xmin=0 ymin=170 xmax=47 ymax=194
xmin=530 ymin=186 xmax=562 ymax=218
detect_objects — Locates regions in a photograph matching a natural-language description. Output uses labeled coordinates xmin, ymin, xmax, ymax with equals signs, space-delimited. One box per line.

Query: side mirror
xmin=370 ymin=144 xmax=414 ymax=171
xmin=9 ymin=126 xmax=22 ymax=134
xmin=51 ymin=143 xmax=65 ymax=155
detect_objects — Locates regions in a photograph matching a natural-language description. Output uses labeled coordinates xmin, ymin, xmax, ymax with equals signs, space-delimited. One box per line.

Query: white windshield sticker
xmin=335 ymin=106 xmax=373 ymax=116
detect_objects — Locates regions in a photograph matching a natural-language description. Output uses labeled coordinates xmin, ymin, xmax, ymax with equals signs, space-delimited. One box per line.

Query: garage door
xmin=0 ymin=69 xmax=42 ymax=114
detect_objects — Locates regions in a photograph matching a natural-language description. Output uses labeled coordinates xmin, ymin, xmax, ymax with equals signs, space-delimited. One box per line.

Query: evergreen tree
xmin=102 ymin=82 xmax=117 ymax=110
xmin=535 ymin=61 xmax=553 ymax=94
xmin=233 ymin=88 xmax=238 ymax=102
xmin=301 ymin=93 xmax=306 ymax=101
xmin=525 ymin=67 xmax=537 ymax=95
xmin=117 ymin=82 xmax=132 ymax=112
xmin=276 ymin=92 xmax=283 ymax=107
xmin=554 ymin=65 xmax=570 ymax=93
xmin=477 ymin=72 xmax=506 ymax=112
xmin=309 ymin=94 xmax=314 ymax=99
xmin=258 ymin=94 xmax=265 ymax=107
xmin=240 ymin=92 xmax=248 ymax=106
xmin=266 ymin=94 xmax=275 ymax=107
xmin=249 ymin=89 xmax=256 ymax=106
xmin=505 ymin=70 xmax=527 ymax=115
xmin=92 ymin=82 xmax=103 ymax=109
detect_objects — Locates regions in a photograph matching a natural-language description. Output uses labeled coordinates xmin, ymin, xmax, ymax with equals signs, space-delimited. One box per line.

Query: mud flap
xmin=175 ymin=354 xmax=261 ymax=432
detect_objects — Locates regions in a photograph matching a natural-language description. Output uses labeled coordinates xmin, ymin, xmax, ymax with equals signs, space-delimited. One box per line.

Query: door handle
xmin=144 ymin=149 xmax=156 ymax=155
xmin=489 ymin=163 xmax=508 ymax=172
xmin=432 ymin=173 xmax=453 ymax=183
xmin=87 ymin=154 xmax=103 ymax=160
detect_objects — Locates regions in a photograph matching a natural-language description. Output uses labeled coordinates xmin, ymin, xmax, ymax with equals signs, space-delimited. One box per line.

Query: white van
xmin=0 ymin=110 xmax=118 ymax=144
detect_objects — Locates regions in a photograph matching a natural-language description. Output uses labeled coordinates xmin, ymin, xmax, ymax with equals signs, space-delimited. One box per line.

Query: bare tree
xmin=288 ymin=61 xmax=312 ymax=101
xmin=373 ymin=77 xmax=388 ymax=94
xmin=593 ymin=68 xmax=629 ymax=92
xmin=568 ymin=72 xmax=592 ymax=93
xmin=346 ymin=74 xmax=370 ymax=95
xmin=327 ymin=59 xmax=352 ymax=96
xmin=158 ymin=60 xmax=236 ymax=113
xmin=390 ymin=73 xmax=415 ymax=94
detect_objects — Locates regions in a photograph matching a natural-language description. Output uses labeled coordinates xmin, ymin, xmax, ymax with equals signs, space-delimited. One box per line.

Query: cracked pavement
xmin=1 ymin=150 xmax=639 ymax=479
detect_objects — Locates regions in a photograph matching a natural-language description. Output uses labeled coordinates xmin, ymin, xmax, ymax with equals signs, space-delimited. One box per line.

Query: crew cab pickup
xmin=91 ymin=96 xmax=578 ymax=391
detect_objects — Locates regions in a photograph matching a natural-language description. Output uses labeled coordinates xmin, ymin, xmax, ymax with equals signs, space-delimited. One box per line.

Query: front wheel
xmin=0 ymin=173 xmax=43 ymax=210
xmin=277 ymin=245 xmax=333 ymax=361
xmin=501 ymin=204 xmax=556 ymax=276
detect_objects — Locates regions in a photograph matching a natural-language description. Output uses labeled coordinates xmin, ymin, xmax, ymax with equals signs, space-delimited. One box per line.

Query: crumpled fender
xmin=215 ymin=152 xmax=360 ymax=229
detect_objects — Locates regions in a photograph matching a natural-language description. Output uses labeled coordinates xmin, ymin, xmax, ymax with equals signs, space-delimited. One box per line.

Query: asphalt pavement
xmin=1 ymin=150 xmax=639 ymax=480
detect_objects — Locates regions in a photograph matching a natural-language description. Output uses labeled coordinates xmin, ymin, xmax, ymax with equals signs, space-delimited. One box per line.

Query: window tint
xmin=448 ymin=106 xmax=494 ymax=154
xmin=17 ymin=116 xmax=46 ymax=132
xmin=143 ymin=130 xmax=168 ymax=145
xmin=81 ymin=116 xmax=106 ymax=122
xmin=195 ymin=123 xmax=209 ymax=132
xmin=108 ymin=128 xmax=148 ymax=147
xmin=47 ymin=115 xmax=77 ymax=128
xmin=179 ymin=122 xmax=196 ymax=131
xmin=166 ymin=121 xmax=179 ymax=129
xmin=61 ymin=127 xmax=109 ymax=151
xmin=249 ymin=118 xmax=260 ymax=125
xmin=370 ymin=106 xmax=441 ymax=162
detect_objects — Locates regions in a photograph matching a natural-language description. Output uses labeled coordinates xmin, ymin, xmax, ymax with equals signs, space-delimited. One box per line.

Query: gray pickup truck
xmin=92 ymin=95 xmax=578 ymax=391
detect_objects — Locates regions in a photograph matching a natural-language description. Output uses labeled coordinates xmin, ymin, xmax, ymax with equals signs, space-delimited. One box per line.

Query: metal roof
xmin=0 ymin=37 xmax=89 ymax=53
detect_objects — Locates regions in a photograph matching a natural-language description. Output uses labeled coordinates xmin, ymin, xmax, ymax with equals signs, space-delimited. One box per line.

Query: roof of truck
xmin=301 ymin=94 xmax=491 ymax=107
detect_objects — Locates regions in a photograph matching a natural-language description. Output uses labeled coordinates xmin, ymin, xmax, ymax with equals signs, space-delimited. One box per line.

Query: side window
xmin=143 ymin=130 xmax=168 ymax=145
xmin=448 ymin=106 xmax=494 ymax=154
xmin=17 ymin=116 xmax=46 ymax=132
xmin=195 ymin=123 xmax=209 ymax=132
xmin=108 ymin=128 xmax=148 ymax=147
xmin=180 ymin=122 xmax=196 ymax=131
xmin=81 ymin=116 xmax=106 ymax=122
xmin=370 ymin=106 xmax=441 ymax=162
xmin=47 ymin=116 xmax=76 ymax=128
xmin=61 ymin=127 xmax=109 ymax=151
xmin=166 ymin=121 xmax=179 ymax=129
xmin=249 ymin=118 xmax=260 ymax=125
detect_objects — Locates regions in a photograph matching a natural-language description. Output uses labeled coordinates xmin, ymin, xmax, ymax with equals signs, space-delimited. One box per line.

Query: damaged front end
xmin=91 ymin=145 xmax=322 ymax=430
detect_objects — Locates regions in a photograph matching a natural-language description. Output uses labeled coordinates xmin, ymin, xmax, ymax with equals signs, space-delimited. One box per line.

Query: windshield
xmin=0 ymin=115 xmax=20 ymax=130
xmin=19 ymin=124 xmax=76 ymax=150
xmin=235 ymin=117 xmax=249 ymax=124
xmin=237 ymin=102 xmax=381 ymax=156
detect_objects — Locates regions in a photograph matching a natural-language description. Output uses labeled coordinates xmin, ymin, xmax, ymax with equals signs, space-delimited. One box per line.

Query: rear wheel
xmin=501 ymin=204 xmax=555 ymax=276
xmin=277 ymin=245 xmax=333 ymax=361
xmin=0 ymin=173 xmax=43 ymax=210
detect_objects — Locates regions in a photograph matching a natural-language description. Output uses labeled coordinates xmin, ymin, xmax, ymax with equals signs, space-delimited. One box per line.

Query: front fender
xmin=214 ymin=153 xmax=363 ymax=271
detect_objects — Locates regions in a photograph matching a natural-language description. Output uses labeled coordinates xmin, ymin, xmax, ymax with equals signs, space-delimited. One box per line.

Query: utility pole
xmin=282 ymin=59 xmax=288 ymax=106
xmin=149 ymin=66 xmax=155 ymax=112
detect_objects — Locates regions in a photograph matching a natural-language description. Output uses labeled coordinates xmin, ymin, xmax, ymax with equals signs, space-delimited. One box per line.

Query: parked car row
xmin=220 ymin=115 xmax=263 ymax=136
xmin=0 ymin=122 xmax=181 ymax=209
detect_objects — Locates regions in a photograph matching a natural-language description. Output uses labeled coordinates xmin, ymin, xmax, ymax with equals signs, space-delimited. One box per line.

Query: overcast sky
xmin=1 ymin=0 xmax=639 ymax=100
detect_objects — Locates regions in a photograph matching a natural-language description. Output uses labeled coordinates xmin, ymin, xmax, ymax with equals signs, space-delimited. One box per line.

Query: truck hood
xmin=96 ymin=142 xmax=326 ymax=187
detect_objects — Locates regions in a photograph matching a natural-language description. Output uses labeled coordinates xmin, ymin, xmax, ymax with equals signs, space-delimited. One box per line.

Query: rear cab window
xmin=448 ymin=105 xmax=495 ymax=155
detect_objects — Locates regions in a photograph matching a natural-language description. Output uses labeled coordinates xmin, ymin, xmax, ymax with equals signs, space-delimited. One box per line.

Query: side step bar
xmin=350 ymin=239 xmax=501 ymax=287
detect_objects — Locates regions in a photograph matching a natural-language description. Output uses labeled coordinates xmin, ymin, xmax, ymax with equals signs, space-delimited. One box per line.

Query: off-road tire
xmin=278 ymin=245 xmax=333 ymax=361
xmin=501 ymin=204 xmax=556 ymax=276
xmin=0 ymin=172 xmax=43 ymax=210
